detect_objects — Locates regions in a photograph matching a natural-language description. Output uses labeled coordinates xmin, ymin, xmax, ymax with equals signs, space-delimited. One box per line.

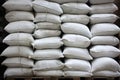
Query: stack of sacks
xmin=1 ymin=0 xmax=34 ymax=77
xmin=32 ymin=0 xmax=64 ymax=77
xmin=89 ymin=0 xmax=120 ymax=77
xmin=60 ymin=0 xmax=93 ymax=77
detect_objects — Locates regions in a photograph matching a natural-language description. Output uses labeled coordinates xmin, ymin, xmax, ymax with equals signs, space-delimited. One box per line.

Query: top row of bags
xmin=3 ymin=0 xmax=118 ymax=15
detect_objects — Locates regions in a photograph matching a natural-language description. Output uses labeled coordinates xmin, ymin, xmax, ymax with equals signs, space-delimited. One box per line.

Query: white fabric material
xmin=33 ymin=60 xmax=64 ymax=70
xmin=32 ymin=37 xmax=63 ymax=49
xmin=4 ymin=21 xmax=35 ymax=33
xmin=90 ymin=0 xmax=114 ymax=4
xmin=90 ymin=45 xmax=120 ymax=58
xmin=31 ymin=49 xmax=64 ymax=60
xmin=61 ymin=23 xmax=92 ymax=38
xmin=63 ymin=47 xmax=93 ymax=60
xmin=1 ymin=46 xmax=33 ymax=58
xmin=64 ymin=59 xmax=91 ymax=72
xmin=2 ymin=0 xmax=32 ymax=11
xmin=61 ymin=14 xmax=89 ymax=25
xmin=36 ymin=22 xmax=60 ymax=30
xmin=32 ymin=0 xmax=63 ymax=15
xmin=90 ymin=14 xmax=119 ymax=24
xmin=33 ymin=70 xmax=64 ymax=76
xmin=91 ymin=36 xmax=119 ymax=46
xmin=61 ymin=3 xmax=90 ymax=14
xmin=34 ymin=13 xmax=61 ymax=23
xmin=62 ymin=34 xmax=90 ymax=48
xmin=90 ymin=3 xmax=118 ymax=14
xmin=33 ymin=29 xmax=61 ymax=39
xmin=91 ymin=23 xmax=120 ymax=37
xmin=3 ymin=33 xmax=34 ymax=46
xmin=64 ymin=71 xmax=92 ymax=77
xmin=92 ymin=57 xmax=120 ymax=72
xmin=2 ymin=57 xmax=34 ymax=68
xmin=4 ymin=68 xmax=33 ymax=77
xmin=5 ymin=11 xmax=34 ymax=22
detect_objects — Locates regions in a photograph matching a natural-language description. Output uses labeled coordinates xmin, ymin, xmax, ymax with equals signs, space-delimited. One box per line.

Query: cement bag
xmin=62 ymin=34 xmax=90 ymax=48
xmin=34 ymin=13 xmax=61 ymax=23
xmin=36 ymin=22 xmax=60 ymax=30
xmin=33 ymin=29 xmax=61 ymax=39
xmin=49 ymin=0 xmax=88 ymax=4
xmin=61 ymin=3 xmax=90 ymax=14
xmin=3 ymin=33 xmax=34 ymax=46
xmin=91 ymin=23 xmax=120 ymax=37
xmin=32 ymin=0 xmax=63 ymax=15
xmin=64 ymin=59 xmax=91 ymax=72
xmin=90 ymin=3 xmax=118 ymax=14
xmin=93 ymin=71 xmax=120 ymax=77
xmin=33 ymin=70 xmax=64 ymax=76
xmin=32 ymin=37 xmax=63 ymax=49
xmin=4 ymin=21 xmax=35 ymax=33
xmin=2 ymin=57 xmax=34 ymax=68
xmin=31 ymin=49 xmax=64 ymax=60
xmin=90 ymin=0 xmax=114 ymax=4
xmin=33 ymin=60 xmax=64 ymax=70
xmin=91 ymin=36 xmax=119 ymax=46
xmin=64 ymin=71 xmax=92 ymax=77
xmin=5 ymin=11 xmax=34 ymax=22
xmin=2 ymin=0 xmax=32 ymax=11
xmin=90 ymin=45 xmax=120 ymax=58
xmin=4 ymin=68 xmax=33 ymax=77
xmin=92 ymin=57 xmax=120 ymax=72
xmin=90 ymin=14 xmax=119 ymax=24
xmin=61 ymin=23 xmax=92 ymax=38
xmin=63 ymin=47 xmax=93 ymax=60
xmin=1 ymin=46 xmax=33 ymax=58
xmin=61 ymin=14 xmax=89 ymax=25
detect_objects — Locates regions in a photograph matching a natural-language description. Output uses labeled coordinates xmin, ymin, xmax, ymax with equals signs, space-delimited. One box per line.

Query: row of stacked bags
xmin=0 ymin=0 xmax=120 ymax=78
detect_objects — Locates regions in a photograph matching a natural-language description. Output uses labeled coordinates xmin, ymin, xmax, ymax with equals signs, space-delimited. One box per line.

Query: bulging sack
xmin=61 ymin=14 xmax=89 ymax=25
xmin=61 ymin=23 xmax=92 ymax=38
xmin=90 ymin=45 xmax=120 ymax=58
xmin=62 ymin=34 xmax=90 ymax=48
xmin=4 ymin=21 xmax=35 ymax=33
xmin=61 ymin=3 xmax=90 ymax=14
xmin=3 ymin=33 xmax=34 ymax=46
xmin=89 ymin=0 xmax=114 ymax=4
xmin=32 ymin=0 xmax=63 ymax=15
xmin=5 ymin=11 xmax=34 ymax=22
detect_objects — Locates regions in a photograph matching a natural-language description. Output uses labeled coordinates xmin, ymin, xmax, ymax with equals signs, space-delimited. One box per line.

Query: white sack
xmin=3 ymin=33 xmax=34 ymax=46
xmin=4 ymin=21 xmax=35 ymax=33
xmin=34 ymin=13 xmax=61 ymax=23
xmin=61 ymin=23 xmax=92 ymax=38
xmin=5 ymin=11 xmax=34 ymax=22
xmin=4 ymin=68 xmax=33 ymax=77
xmin=62 ymin=34 xmax=90 ymax=48
xmin=90 ymin=0 xmax=114 ymax=4
xmin=92 ymin=57 xmax=120 ymax=72
xmin=31 ymin=49 xmax=64 ymax=60
xmin=1 ymin=46 xmax=33 ymax=58
xmin=63 ymin=47 xmax=93 ymax=60
xmin=32 ymin=0 xmax=63 ymax=15
xmin=2 ymin=57 xmax=34 ymax=68
xmin=36 ymin=22 xmax=60 ymax=30
xmin=90 ymin=45 xmax=120 ymax=58
xmin=91 ymin=23 xmax=120 ymax=36
xmin=91 ymin=36 xmax=119 ymax=46
xmin=90 ymin=3 xmax=118 ymax=14
xmin=90 ymin=14 xmax=119 ymax=24
xmin=2 ymin=0 xmax=32 ymax=11
xmin=32 ymin=37 xmax=63 ymax=49
xmin=33 ymin=29 xmax=61 ymax=39
xmin=33 ymin=60 xmax=64 ymax=70
xmin=61 ymin=3 xmax=90 ymax=14
xmin=61 ymin=14 xmax=89 ymax=25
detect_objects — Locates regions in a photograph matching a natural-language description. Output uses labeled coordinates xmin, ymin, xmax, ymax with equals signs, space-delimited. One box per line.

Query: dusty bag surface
xmin=89 ymin=0 xmax=114 ymax=4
